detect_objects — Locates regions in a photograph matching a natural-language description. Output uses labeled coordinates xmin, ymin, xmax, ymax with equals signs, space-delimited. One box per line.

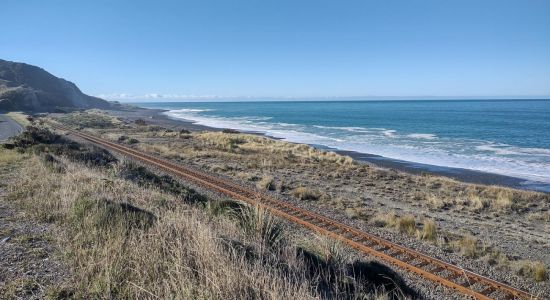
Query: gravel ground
xmin=0 ymin=195 xmax=70 ymax=299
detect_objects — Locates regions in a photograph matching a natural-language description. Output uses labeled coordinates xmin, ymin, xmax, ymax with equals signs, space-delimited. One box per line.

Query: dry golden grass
xmin=0 ymin=148 xmax=25 ymax=164
xmin=417 ymin=219 xmax=437 ymax=241
xmin=6 ymin=156 xmax=310 ymax=298
xmin=4 ymin=148 xmax=407 ymax=298
xmin=195 ymin=131 xmax=354 ymax=167
xmin=292 ymin=186 xmax=321 ymax=201
xmin=412 ymin=176 xmax=547 ymax=214
xmin=493 ymin=190 xmax=514 ymax=211
xmin=468 ymin=194 xmax=489 ymax=211
xmin=426 ymin=194 xmax=446 ymax=210
xmin=370 ymin=212 xmax=398 ymax=228
xmin=454 ymin=234 xmax=483 ymax=258
xmin=256 ymin=175 xmax=275 ymax=190
xmin=396 ymin=215 xmax=416 ymax=235
xmin=513 ymin=260 xmax=548 ymax=282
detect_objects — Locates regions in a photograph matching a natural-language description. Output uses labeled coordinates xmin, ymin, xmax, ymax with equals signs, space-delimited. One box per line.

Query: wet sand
xmin=107 ymin=107 xmax=545 ymax=192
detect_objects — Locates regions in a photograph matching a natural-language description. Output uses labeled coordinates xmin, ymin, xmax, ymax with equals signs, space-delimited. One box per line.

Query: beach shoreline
xmin=107 ymin=106 xmax=545 ymax=192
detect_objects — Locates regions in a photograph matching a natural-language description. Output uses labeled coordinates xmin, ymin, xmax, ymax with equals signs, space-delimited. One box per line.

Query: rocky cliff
xmin=0 ymin=59 xmax=111 ymax=111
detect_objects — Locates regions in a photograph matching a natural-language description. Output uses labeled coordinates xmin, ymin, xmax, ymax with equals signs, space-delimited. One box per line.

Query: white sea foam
xmin=164 ymin=109 xmax=550 ymax=185
xmin=407 ymin=133 xmax=438 ymax=140
xmin=168 ymin=108 xmax=213 ymax=113
xmin=382 ymin=130 xmax=396 ymax=137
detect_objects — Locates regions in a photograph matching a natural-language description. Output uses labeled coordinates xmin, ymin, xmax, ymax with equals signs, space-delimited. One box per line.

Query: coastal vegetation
xmin=1 ymin=127 xmax=413 ymax=299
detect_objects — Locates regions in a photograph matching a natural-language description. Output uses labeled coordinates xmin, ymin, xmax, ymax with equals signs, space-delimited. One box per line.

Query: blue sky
xmin=1 ymin=0 xmax=549 ymax=100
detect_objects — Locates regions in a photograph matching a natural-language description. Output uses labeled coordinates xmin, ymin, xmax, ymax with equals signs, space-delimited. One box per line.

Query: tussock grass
xmin=493 ymin=190 xmax=514 ymax=211
xmin=396 ymin=215 xmax=416 ymax=235
xmin=513 ymin=261 xmax=548 ymax=282
xmin=370 ymin=212 xmax=397 ymax=228
xmin=454 ymin=234 xmax=484 ymax=258
xmin=426 ymin=194 xmax=445 ymax=209
xmin=235 ymin=205 xmax=285 ymax=248
xmin=292 ymin=186 xmax=321 ymax=201
xmin=256 ymin=175 xmax=275 ymax=190
xmin=417 ymin=219 xmax=437 ymax=241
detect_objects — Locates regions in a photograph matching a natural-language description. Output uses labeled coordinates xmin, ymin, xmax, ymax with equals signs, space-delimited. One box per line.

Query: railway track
xmin=50 ymin=124 xmax=538 ymax=300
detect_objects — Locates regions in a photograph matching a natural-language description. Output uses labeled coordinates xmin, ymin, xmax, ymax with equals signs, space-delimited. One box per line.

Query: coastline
xmin=107 ymin=107 xmax=546 ymax=192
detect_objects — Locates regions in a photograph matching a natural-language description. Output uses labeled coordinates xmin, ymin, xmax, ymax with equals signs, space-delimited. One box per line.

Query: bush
xmin=11 ymin=126 xmax=59 ymax=148
xmin=72 ymin=197 xmax=156 ymax=232
xmin=222 ymin=129 xmax=239 ymax=134
xmin=135 ymin=119 xmax=147 ymax=126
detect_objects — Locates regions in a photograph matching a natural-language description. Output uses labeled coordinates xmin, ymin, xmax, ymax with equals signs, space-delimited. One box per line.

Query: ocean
xmin=135 ymin=100 xmax=550 ymax=191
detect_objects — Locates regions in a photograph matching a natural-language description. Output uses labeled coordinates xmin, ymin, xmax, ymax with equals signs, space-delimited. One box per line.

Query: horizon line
xmin=101 ymin=94 xmax=550 ymax=102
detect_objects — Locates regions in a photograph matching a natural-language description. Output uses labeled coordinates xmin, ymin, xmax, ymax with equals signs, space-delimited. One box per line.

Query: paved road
xmin=0 ymin=114 xmax=23 ymax=142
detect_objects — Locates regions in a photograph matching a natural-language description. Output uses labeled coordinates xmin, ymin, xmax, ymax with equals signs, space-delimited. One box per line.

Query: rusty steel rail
xmin=50 ymin=124 xmax=538 ymax=300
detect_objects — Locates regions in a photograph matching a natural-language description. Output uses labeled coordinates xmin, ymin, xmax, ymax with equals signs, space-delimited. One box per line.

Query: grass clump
xmin=234 ymin=204 xmax=285 ymax=248
xmin=256 ymin=175 xmax=275 ymax=190
xmin=292 ymin=186 xmax=321 ymax=201
xmin=493 ymin=190 xmax=514 ymax=211
xmin=469 ymin=194 xmax=489 ymax=211
xmin=454 ymin=234 xmax=484 ymax=258
xmin=426 ymin=194 xmax=446 ymax=209
xmin=417 ymin=219 xmax=437 ymax=241
xmin=513 ymin=261 xmax=548 ymax=282
xmin=370 ymin=212 xmax=397 ymax=228
xmin=198 ymin=132 xmax=246 ymax=152
xmin=396 ymin=215 xmax=416 ymax=235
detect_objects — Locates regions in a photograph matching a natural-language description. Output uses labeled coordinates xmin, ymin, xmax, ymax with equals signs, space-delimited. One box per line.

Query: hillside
xmin=0 ymin=59 xmax=111 ymax=112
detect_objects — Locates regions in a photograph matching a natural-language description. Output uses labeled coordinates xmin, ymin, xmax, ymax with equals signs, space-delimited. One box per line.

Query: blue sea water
xmin=135 ymin=100 xmax=550 ymax=189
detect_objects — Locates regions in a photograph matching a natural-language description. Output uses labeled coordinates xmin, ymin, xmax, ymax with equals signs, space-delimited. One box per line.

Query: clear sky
xmin=1 ymin=0 xmax=549 ymax=100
